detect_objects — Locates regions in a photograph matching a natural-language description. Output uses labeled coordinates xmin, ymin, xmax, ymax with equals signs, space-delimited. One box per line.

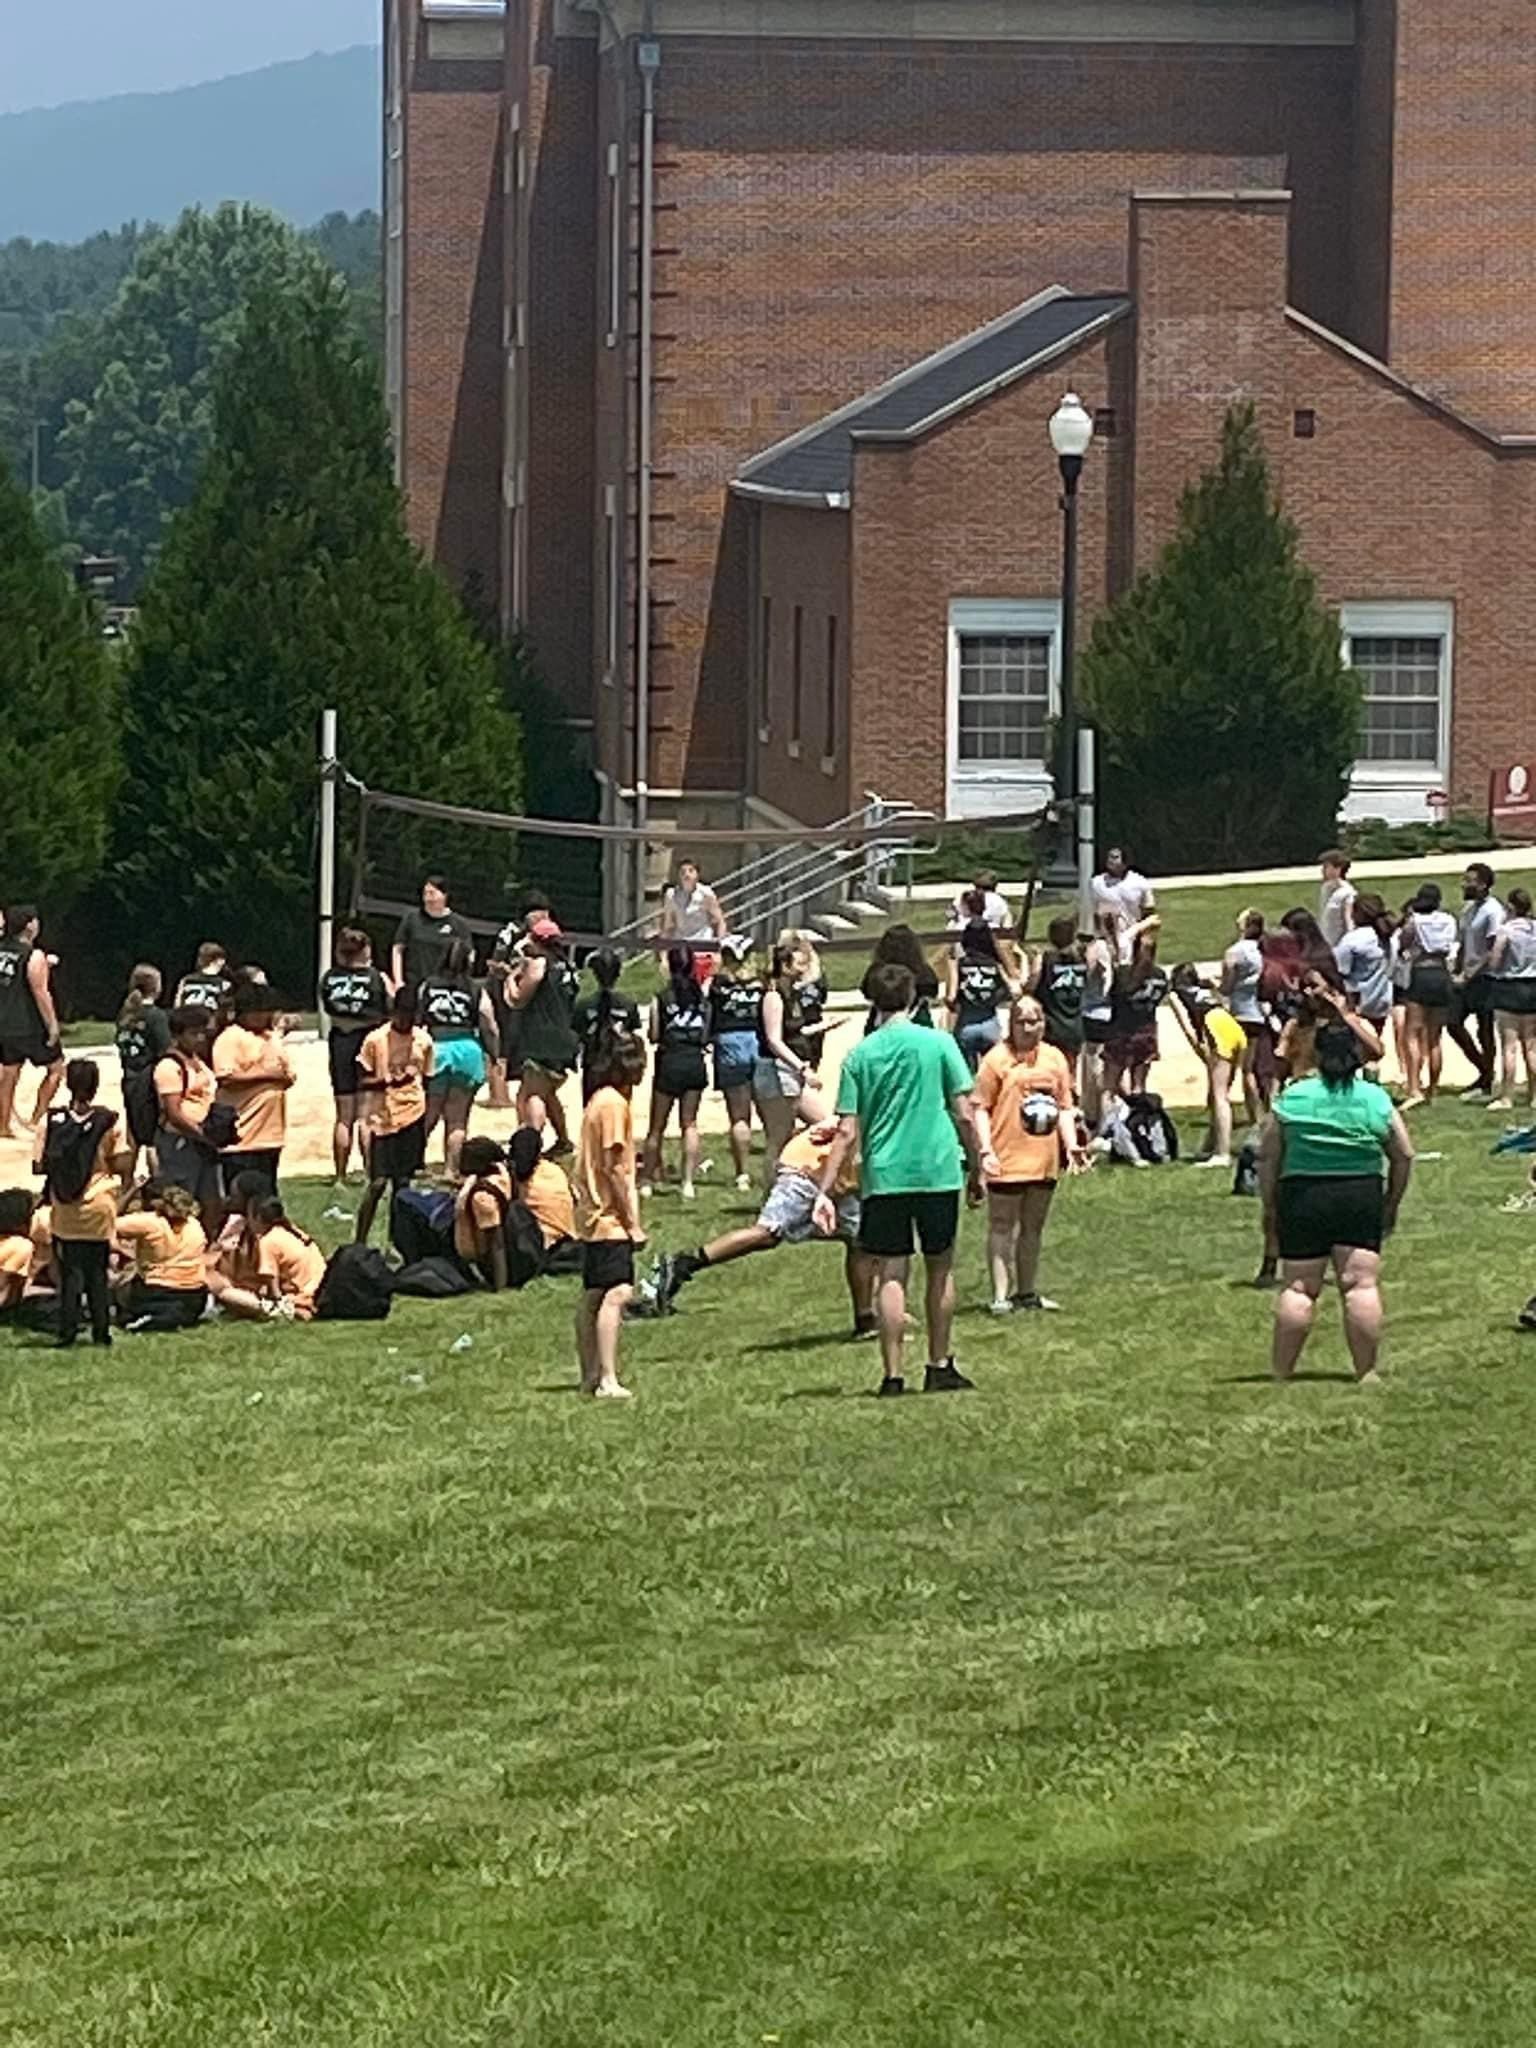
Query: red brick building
xmin=385 ymin=0 xmax=1536 ymax=879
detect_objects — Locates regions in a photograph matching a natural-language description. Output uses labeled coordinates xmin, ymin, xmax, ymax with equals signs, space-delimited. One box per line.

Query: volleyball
xmin=1021 ymin=1092 xmax=1061 ymax=1137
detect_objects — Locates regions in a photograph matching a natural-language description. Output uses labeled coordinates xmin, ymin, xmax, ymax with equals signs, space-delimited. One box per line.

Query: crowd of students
xmin=0 ymin=843 xmax=1524 ymax=1385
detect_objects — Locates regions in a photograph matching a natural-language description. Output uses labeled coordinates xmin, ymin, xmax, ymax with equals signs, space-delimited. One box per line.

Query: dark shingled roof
xmin=734 ymin=288 xmax=1129 ymax=504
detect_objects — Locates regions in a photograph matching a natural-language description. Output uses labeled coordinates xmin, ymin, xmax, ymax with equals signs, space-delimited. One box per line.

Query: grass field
xmin=7 ymin=1103 xmax=1536 ymax=2044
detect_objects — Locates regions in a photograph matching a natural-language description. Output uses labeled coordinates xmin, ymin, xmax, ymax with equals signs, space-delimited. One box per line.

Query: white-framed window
xmin=1340 ymin=601 xmax=1452 ymax=789
xmin=946 ymin=600 xmax=1060 ymax=817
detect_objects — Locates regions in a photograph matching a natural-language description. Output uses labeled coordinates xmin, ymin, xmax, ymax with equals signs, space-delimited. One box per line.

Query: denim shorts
xmin=759 ymin=1168 xmax=859 ymax=1245
xmin=753 ymin=1055 xmax=802 ymax=1101
xmin=714 ymin=1030 xmax=758 ymax=1093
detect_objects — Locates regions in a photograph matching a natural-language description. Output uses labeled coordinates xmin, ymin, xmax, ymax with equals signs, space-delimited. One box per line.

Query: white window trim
xmin=1340 ymin=599 xmax=1453 ymax=789
xmin=946 ymin=598 xmax=1061 ymax=816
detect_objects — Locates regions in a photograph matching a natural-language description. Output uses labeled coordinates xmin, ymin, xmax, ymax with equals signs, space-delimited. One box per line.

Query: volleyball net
xmin=337 ymin=765 xmax=1062 ymax=959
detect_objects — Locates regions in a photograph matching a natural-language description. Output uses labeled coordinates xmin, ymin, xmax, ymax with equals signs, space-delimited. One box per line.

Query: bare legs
xmin=1401 ymin=1003 xmax=1444 ymax=1105
xmin=985 ymin=1184 xmax=1056 ymax=1306
xmin=518 ymin=1065 xmax=570 ymax=1151
xmin=0 ymin=1057 xmax=62 ymax=1136
xmin=332 ymin=1091 xmax=359 ymax=1181
xmin=576 ymin=1281 xmax=632 ymax=1396
xmin=755 ymin=1090 xmax=798 ymax=1190
xmin=722 ymin=1083 xmax=754 ymax=1184
xmin=643 ymin=1089 xmax=702 ymax=1197
xmin=1205 ymin=1054 xmax=1234 ymax=1163
xmin=424 ymin=1084 xmax=473 ymax=1174
xmin=1491 ymin=1014 xmax=1536 ymax=1108
xmin=1272 ymin=1245 xmax=1384 ymax=1382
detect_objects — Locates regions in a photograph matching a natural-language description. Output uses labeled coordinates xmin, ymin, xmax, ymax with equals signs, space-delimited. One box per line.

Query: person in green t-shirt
xmin=815 ymin=961 xmax=980 ymax=1398
xmin=1259 ymin=1022 xmax=1414 ymax=1383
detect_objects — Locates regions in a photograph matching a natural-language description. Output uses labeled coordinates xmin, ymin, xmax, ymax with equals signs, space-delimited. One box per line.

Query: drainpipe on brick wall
xmin=633 ymin=29 xmax=661 ymax=924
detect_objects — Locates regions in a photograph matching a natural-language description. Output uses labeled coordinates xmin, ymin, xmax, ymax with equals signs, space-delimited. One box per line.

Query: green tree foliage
xmin=55 ymin=203 xmax=335 ymax=584
xmin=0 ymin=454 xmax=120 ymax=901
xmin=111 ymin=275 xmax=522 ymax=991
xmin=1079 ymin=404 xmax=1361 ymax=874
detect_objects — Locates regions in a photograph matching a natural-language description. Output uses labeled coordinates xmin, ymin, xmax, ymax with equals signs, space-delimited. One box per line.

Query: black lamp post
xmin=1048 ymin=391 xmax=1095 ymax=927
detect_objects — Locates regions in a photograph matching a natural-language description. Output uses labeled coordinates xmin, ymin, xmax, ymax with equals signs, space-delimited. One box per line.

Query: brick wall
xmin=755 ymin=503 xmax=852 ymax=824
xmin=402 ymin=13 xmax=505 ymax=608
xmin=847 ymin=332 xmax=1121 ymax=817
xmin=639 ymin=32 xmax=1355 ymax=796
xmin=510 ymin=6 xmax=599 ymax=712
xmin=1385 ymin=0 xmax=1536 ymax=431
xmin=1350 ymin=0 xmax=1397 ymax=363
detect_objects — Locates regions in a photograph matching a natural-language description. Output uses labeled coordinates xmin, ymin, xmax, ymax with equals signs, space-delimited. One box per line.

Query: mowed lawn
xmin=6 ymin=1105 xmax=1536 ymax=2045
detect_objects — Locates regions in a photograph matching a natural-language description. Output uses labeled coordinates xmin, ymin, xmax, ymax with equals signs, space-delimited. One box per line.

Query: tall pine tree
xmin=112 ymin=275 xmax=523 ymax=988
xmin=0 ymin=454 xmax=119 ymax=901
xmin=1080 ymin=405 xmax=1360 ymax=872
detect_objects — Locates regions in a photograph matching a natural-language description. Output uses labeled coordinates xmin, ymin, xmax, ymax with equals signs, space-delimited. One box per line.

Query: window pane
xmin=1349 ymin=632 xmax=1443 ymax=765
xmin=957 ymin=631 xmax=1050 ymax=764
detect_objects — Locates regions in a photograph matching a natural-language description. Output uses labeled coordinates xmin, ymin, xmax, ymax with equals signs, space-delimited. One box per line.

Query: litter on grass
xmin=449 ymin=1334 xmax=473 ymax=1355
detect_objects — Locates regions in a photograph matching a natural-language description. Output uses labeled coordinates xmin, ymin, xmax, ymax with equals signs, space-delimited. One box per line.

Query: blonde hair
xmin=151 ymin=1182 xmax=199 ymax=1224
xmin=776 ymin=928 xmax=822 ymax=981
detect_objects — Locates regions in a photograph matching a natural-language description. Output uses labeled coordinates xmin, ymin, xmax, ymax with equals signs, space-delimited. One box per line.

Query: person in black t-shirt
xmin=115 ymin=963 xmax=173 ymax=1178
xmin=1032 ymin=914 xmax=1089 ymax=1076
xmin=1103 ymin=921 xmax=1171 ymax=1101
xmin=391 ymin=875 xmax=473 ymax=992
xmin=642 ymin=947 xmax=710 ymax=1200
xmin=946 ymin=920 xmax=1019 ymax=1073
xmin=0 ymin=905 xmax=65 ymax=1140
xmin=319 ymin=927 xmax=392 ymax=1181
xmin=175 ymin=941 xmax=232 ymax=1018
xmin=509 ymin=919 xmax=580 ymax=1155
xmin=572 ymin=947 xmax=643 ymax=1104
xmin=860 ymin=925 xmax=941 ymax=1034
xmin=709 ymin=935 xmax=763 ymax=1188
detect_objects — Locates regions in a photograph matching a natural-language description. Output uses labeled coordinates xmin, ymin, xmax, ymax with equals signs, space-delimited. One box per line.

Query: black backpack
xmin=1233 ymin=1134 xmax=1261 ymax=1197
xmin=313 ymin=1244 xmax=395 ymax=1321
xmin=41 ymin=1107 xmax=115 ymax=1203
xmin=1118 ymin=1091 xmax=1180 ymax=1166
xmin=392 ymin=1254 xmax=478 ymax=1298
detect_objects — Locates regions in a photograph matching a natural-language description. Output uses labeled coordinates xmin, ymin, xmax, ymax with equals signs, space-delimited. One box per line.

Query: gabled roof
xmin=732 ymin=287 xmax=1129 ymax=507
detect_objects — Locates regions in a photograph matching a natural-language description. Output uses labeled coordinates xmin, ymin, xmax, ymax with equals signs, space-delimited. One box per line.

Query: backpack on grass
xmin=1232 ymin=1134 xmax=1261 ymax=1197
xmin=40 ymin=1107 xmax=115 ymax=1203
xmin=392 ymin=1254 xmax=478 ymax=1299
xmin=1104 ymin=1091 xmax=1179 ymax=1167
xmin=313 ymin=1244 xmax=394 ymax=1321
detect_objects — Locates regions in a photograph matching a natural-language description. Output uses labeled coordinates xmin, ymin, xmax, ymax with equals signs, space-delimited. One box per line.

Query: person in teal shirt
xmin=1259 ymin=1022 xmax=1414 ymax=1383
xmin=816 ymin=962 xmax=979 ymax=1398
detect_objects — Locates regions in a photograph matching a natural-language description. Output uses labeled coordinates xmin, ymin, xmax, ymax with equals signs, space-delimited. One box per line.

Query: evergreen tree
xmin=112 ymin=275 xmax=523 ymax=989
xmin=57 ymin=204 xmax=334 ymax=585
xmin=1080 ymin=404 xmax=1361 ymax=873
xmin=0 ymin=454 xmax=120 ymax=901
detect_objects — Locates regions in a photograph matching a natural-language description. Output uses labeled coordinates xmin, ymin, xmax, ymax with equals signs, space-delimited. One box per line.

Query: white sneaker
xmin=681 ymin=1184 xmax=696 ymax=1201
xmin=592 ymin=1382 xmax=634 ymax=1400
xmin=734 ymin=1173 xmax=752 ymax=1192
xmin=988 ymin=1298 xmax=1014 ymax=1317
xmin=638 ymin=1182 xmax=654 ymax=1199
xmin=1193 ymin=1154 xmax=1232 ymax=1170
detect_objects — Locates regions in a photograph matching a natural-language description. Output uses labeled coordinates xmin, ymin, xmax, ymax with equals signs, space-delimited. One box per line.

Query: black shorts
xmin=327 ymin=1026 xmax=368 ymax=1098
xmin=370 ymin=1117 xmax=428 ymax=1188
xmin=858 ymin=1190 xmax=961 ymax=1259
xmin=582 ymin=1239 xmax=635 ymax=1292
xmin=1408 ymin=962 xmax=1453 ymax=1011
xmin=220 ymin=1149 xmax=281 ymax=1200
xmin=121 ymin=1066 xmax=160 ymax=1147
xmin=656 ymin=1049 xmax=708 ymax=1099
xmin=1494 ymin=978 xmax=1536 ymax=1017
xmin=1082 ymin=1015 xmax=1114 ymax=1047
xmin=157 ymin=1127 xmax=224 ymax=1209
xmin=0 ymin=1035 xmax=59 ymax=1070
xmin=1276 ymin=1174 xmax=1384 ymax=1261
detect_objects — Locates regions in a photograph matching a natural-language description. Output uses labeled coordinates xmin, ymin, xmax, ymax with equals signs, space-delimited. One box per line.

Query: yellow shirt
xmin=519 ymin=1157 xmax=576 ymax=1246
xmin=779 ymin=1126 xmax=860 ymax=1197
xmin=213 ymin=1215 xmax=261 ymax=1290
xmin=212 ymin=1025 xmax=294 ymax=1151
xmin=975 ymin=1040 xmax=1075 ymax=1185
xmin=117 ymin=1213 xmax=209 ymax=1290
xmin=27 ymin=1207 xmax=53 ymax=1287
xmin=257 ymin=1224 xmax=327 ymax=1319
xmin=454 ymin=1164 xmax=512 ymax=1260
xmin=154 ymin=1050 xmax=215 ymax=1127
xmin=0 ymin=1233 xmax=30 ymax=1280
xmin=357 ymin=1024 xmax=435 ymax=1134
xmin=577 ymin=1086 xmax=638 ymax=1243
xmin=48 ymin=1114 xmax=122 ymax=1241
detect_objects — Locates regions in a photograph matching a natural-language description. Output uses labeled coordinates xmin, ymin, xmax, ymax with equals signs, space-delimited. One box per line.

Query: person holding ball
xmin=972 ymin=996 xmax=1084 ymax=1315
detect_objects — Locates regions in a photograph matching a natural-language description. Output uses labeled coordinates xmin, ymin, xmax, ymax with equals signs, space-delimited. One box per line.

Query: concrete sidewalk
xmin=902 ymin=846 xmax=1505 ymax=903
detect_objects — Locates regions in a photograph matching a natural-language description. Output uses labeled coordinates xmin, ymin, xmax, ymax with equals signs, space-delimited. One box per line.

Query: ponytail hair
xmin=252 ymin=1195 xmax=315 ymax=1246
xmin=1352 ymin=890 xmax=1393 ymax=943
xmin=665 ymin=944 xmax=703 ymax=1012
xmin=117 ymin=962 xmax=163 ymax=1029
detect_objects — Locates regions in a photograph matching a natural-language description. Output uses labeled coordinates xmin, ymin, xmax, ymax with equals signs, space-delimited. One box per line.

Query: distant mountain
xmin=0 ymin=47 xmax=381 ymax=243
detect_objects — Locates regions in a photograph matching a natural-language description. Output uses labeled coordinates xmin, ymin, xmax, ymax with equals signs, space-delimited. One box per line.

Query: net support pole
xmin=317 ymin=707 xmax=338 ymax=1038
xmin=1076 ymin=723 xmax=1097 ymax=936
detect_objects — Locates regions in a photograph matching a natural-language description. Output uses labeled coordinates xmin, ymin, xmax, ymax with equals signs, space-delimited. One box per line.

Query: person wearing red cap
xmin=509 ymin=917 xmax=581 ymax=1154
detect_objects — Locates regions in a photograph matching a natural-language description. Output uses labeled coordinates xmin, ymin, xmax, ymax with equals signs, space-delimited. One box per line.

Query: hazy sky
xmin=4 ymin=0 xmax=381 ymax=115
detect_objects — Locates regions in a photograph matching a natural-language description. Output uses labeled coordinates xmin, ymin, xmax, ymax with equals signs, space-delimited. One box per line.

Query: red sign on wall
xmin=1491 ymin=762 xmax=1536 ymax=837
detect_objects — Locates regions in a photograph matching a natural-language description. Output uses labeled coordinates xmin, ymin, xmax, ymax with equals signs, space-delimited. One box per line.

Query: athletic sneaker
xmin=264 ymin=1297 xmax=296 ymax=1322
xmin=988 ymin=1298 xmax=1013 ymax=1317
xmin=1192 ymin=1154 xmax=1231 ymax=1170
xmin=1014 ymin=1292 xmax=1060 ymax=1312
xmin=124 ymin=1316 xmax=154 ymax=1334
xmin=1461 ymin=1084 xmax=1491 ymax=1101
xmin=851 ymin=1312 xmax=878 ymax=1341
xmin=923 ymin=1359 xmax=974 ymax=1393
xmin=653 ymin=1250 xmax=702 ymax=1311
xmin=876 ymin=1374 xmax=905 ymax=1397
xmin=734 ymin=1173 xmax=752 ymax=1192
xmin=593 ymin=1382 xmax=633 ymax=1400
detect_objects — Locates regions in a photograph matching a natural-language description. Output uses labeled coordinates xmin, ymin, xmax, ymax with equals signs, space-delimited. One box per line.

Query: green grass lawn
xmin=6 ymin=1106 xmax=1536 ymax=2044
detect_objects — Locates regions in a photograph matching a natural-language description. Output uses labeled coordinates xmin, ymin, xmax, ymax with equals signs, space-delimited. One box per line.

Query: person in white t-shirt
xmin=1447 ymin=861 xmax=1504 ymax=1098
xmin=1488 ymin=886 xmax=1536 ymax=1109
xmin=1091 ymin=848 xmax=1155 ymax=963
xmin=946 ymin=870 xmax=1013 ymax=935
xmin=660 ymin=859 xmax=725 ymax=983
xmin=1317 ymin=848 xmax=1358 ymax=950
xmin=1398 ymin=882 xmax=1459 ymax=1106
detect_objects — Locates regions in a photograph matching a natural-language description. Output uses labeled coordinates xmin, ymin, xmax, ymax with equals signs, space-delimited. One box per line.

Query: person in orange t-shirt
xmin=973 ymin=996 xmax=1085 ymax=1315
xmin=252 ymin=1198 xmax=328 ymax=1320
xmin=0 ymin=1186 xmax=35 ymax=1313
xmin=355 ymin=987 xmax=436 ymax=1244
xmin=210 ymin=984 xmax=296 ymax=1198
xmin=116 ymin=1180 xmax=210 ymax=1331
xmin=574 ymin=1031 xmax=647 ymax=1398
